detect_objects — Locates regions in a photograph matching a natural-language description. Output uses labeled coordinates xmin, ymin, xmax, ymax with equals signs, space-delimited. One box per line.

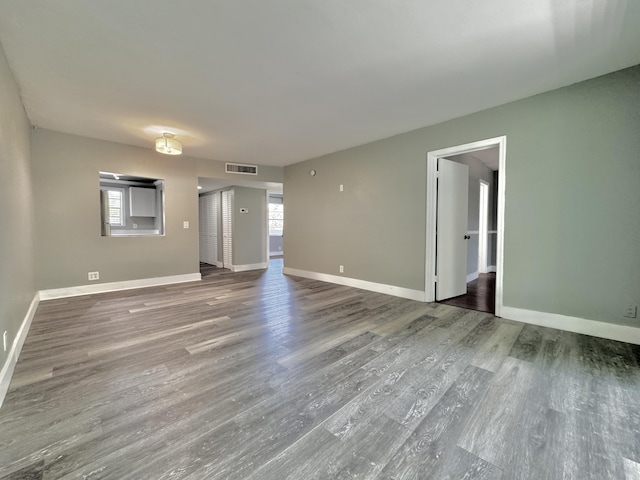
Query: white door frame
xmin=425 ymin=136 xmax=506 ymax=317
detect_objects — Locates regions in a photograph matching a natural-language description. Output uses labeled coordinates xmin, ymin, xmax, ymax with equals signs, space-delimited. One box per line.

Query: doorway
xmin=267 ymin=192 xmax=284 ymax=260
xmin=425 ymin=136 xmax=506 ymax=317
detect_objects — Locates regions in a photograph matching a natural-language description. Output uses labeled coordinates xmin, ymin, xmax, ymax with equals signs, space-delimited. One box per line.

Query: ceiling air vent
xmin=226 ymin=163 xmax=258 ymax=175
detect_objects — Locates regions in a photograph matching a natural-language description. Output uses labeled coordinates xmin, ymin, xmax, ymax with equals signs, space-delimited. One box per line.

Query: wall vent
xmin=226 ymin=163 xmax=258 ymax=175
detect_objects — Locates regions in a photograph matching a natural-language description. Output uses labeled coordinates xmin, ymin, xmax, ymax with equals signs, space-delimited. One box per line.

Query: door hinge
xmin=434 ymin=275 xmax=438 ymax=282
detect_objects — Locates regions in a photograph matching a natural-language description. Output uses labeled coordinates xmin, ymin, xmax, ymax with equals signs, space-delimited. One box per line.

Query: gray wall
xmin=0 ymin=43 xmax=36 ymax=370
xmin=445 ymin=152 xmax=497 ymax=277
xmin=284 ymin=65 xmax=640 ymax=327
xmin=31 ymin=131 xmax=284 ymax=289
xmin=200 ymin=187 xmax=268 ymax=267
xmin=270 ymin=236 xmax=284 ymax=255
xmin=31 ymin=129 xmax=201 ymax=289
xmin=232 ymin=186 xmax=267 ymax=266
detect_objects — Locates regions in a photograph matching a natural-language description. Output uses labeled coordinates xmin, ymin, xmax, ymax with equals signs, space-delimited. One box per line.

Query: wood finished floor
xmin=440 ymin=273 xmax=496 ymax=314
xmin=2 ymin=259 xmax=640 ymax=479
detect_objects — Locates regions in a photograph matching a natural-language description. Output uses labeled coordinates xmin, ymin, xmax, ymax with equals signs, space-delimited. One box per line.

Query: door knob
xmin=464 ymin=235 xmax=471 ymax=240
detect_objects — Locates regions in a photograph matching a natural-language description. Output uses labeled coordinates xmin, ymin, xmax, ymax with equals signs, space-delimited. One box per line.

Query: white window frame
xmin=101 ymin=186 xmax=125 ymax=227
xmin=268 ymin=202 xmax=283 ymax=236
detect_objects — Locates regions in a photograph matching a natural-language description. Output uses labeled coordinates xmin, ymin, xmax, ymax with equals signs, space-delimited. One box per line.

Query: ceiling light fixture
xmin=155 ymin=132 xmax=182 ymax=155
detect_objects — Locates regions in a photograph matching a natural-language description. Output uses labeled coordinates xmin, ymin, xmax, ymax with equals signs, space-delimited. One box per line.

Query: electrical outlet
xmin=339 ymin=265 xmax=344 ymax=273
xmin=624 ymin=304 xmax=638 ymax=319
xmin=183 ymin=221 xmax=190 ymax=229
xmin=88 ymin=271 xmax=99 ymax=281
xmin=3 ymin=331 xmax=7 ymax=352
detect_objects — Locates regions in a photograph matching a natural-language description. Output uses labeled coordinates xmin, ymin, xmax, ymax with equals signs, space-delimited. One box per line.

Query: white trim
xmin=466 ymin=230 xmax=479 ymax=235
xmin=425 ymin=155 xmax=438 ymax=303
xmin=488 ymin=265 xmax=497 ymax=273
xmin=425 ymin=135 xmax=506 ymax=319
xmin=109 ymin=230 xmax=161 ymax=236
xmin=0 ymin=293 xmax=40 ymax=408
xmin=265 ymin=190 xmax=271 ymax=266
xmin=478 ymin=179 xmax=490 ymax=275
xmin=283 ymin=267 xmax=426 ymax=302
xmin=39 ymin=273 xmax=202 ymax=300
xmin=467 ymin=271 xmax=479 ymax=283
xmin=230 ymin=262 xmax=269 ymax=272
xmin=501 ymin=306 xmax=640 ymax=345
xmin=488 ymin=230 xmax=498 ymax=234
xmin=269 ymin=251 xmax=284 ymax=256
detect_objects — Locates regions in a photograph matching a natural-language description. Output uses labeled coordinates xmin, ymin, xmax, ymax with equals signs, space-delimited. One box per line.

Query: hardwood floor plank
xmin=323 ymin=311 xmax=485 ymax=441
xmin=244 ymin=426 xmax=341 ymax=480
xmin=469 ymin=322 xmax=523 ymax=372
xmin=435 ymin=446 xmax=502 ymax=480
xmin=624 ymin=458 xmax=640 ymax=480
xmin=457 ymin=356 xmax=536 ymax=465
xmin=378 ymin=365 xmax=494 ymax=479
xmin=0 ymin=460 xmax=44 ymax=480
xmin=383 ymin=343 xmax=475 ymax=430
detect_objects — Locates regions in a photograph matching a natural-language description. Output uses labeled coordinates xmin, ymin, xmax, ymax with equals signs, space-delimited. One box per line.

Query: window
xmin=102 ymin=188 xmax=124 ymax=226
xmin=99 ymin=172 xmax=165 ymax=236
xmin=268 ymin=203 xmax=283 ymax=236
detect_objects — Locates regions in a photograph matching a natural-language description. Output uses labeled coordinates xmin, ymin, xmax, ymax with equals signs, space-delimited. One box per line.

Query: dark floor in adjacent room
xmin=440 ymin=272 xmax=496 ymax=314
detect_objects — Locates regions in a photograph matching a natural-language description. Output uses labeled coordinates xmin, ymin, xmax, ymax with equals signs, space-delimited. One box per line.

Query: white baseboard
xmin=467 ymin=271 xmax=479 ymax=283
xmin=269 ymin=251 xmax=283 ymax=256
xmin=283 ymin=267 xmax=426 ymax=302
xmin=39 ymin=273 xmax=202 ymax=301
xmin=488 ymin=265 xmax=497 ymax=273
xmin=230 ymin=262 xmax=268 ymax=272
xmin=0 ymin=293 xmax=40 ymax=408
xmin=500 ymin=306 xmax=640 ymax=345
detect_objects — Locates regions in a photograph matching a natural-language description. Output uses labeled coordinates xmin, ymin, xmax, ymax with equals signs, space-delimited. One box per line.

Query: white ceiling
xmin=0 ymin=1 xmax=639 ymax=167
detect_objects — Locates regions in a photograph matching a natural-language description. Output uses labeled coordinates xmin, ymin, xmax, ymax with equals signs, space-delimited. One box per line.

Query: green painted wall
xmin=284 ymin=65 xmax=640 ymax=326
xmin=0 ymin=43 xmax=36 ymax=372
xmin=31 ymin=129 xmax=201 ymax=289
xmin=232 ymin=186 xmax=268 ymax=266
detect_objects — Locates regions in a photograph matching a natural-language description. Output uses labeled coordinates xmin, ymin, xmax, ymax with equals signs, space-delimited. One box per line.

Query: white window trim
xmin=101 ymin=186 xmax=125 ymax=227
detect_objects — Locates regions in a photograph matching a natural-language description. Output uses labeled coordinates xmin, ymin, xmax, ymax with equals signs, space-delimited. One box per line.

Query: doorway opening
xmin=425 ymin=136 xmax=506 ymax=316
xmin=268 ymin=192 xmax=284 ymax=260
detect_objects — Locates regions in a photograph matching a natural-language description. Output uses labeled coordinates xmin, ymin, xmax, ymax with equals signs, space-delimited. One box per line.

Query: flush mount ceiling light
xmin=155 ymin=132 xmax=182 ymax=155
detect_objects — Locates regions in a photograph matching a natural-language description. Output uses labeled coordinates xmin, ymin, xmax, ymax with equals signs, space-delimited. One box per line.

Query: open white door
xmin=436 ymin=158 xmax=469 ymax=300
xmin=199 ymin=193 xmax=220 ymax=266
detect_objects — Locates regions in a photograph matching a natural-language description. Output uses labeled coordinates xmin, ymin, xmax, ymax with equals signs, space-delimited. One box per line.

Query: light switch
xmin=183 ymin=221 xmax=189 ymax=229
